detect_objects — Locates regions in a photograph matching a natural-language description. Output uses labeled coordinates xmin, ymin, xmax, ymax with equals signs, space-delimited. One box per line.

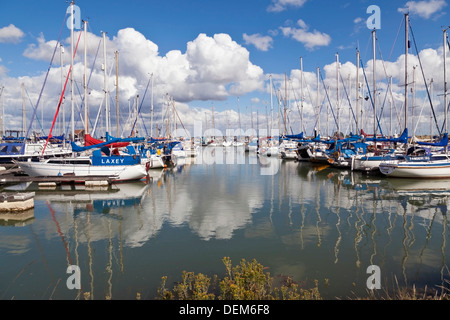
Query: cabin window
xmin=11 ymin=146 xmax=21 ymax=153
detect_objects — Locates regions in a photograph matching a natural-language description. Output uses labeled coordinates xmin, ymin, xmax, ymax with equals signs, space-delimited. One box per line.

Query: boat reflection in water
xmin=0 ymin=152 xmax=448 ymax=300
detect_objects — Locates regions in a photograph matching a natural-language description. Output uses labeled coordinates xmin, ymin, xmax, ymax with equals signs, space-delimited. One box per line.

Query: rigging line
xmin=172 ymin=100 xmax=190 ymax=138
xmin=291 ymin=80 xmax=307 ymax=134
xmin=388 ymin=15 xmax=405 ymax=61
xmin=42 ymin=29 xmax=83 ymax=155
xmin=312 ymin=94 xmax=328 ymax=133
xmin=130 ymin=76 xmax=151 ymax=136
xmin=319 ymin=71 xmax=339 ymax=130
xmin=75 ymin=39 xmax=102 ymax=135
xmin=445 ymin=35 xmax=450 ymax=123
xmin=377 ymin=38 xmax=403 ymax=132
xmin=413 ymin=93 xmax=429 ymax=135
xmin=409 ymin=23 xmax=441 ymax=135
xmin=138 ymin=109 xmax=148 ymax=137
xmin=338 ymin=72 xmax=357 ymax=127
xmin=360 ymin=58 xmax=384 ymax=137
xmin=23 ymin=10 xmax=69 ymax=153
xmin=24 ymin=86 xmax=46 ymax=135
xmin=378 ymin=79 xmax=390 ymax=123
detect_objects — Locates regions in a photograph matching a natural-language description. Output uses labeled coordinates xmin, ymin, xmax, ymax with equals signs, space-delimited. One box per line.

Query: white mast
xmin=102 ymin=31 xmax=109 ymax=135
xmin=444 ymin=27 xmax=448 ymax=133
xmin=270 ymin=74 xmax=273 ymax=138
xmin=300 ymin=57 xmax=304 ymax=133
xmin=84 ymin=20 xmax=88 ymax=135
xmin=336 ymin=53 xmax=340 ymax=137
xmin=115 ymin=50 xmax=119 ymax=137
xmin=150 ymin=73 xmax=154 ymax=138
xmin=356 ymin=50 xmax=360 ymax=133
xmin=60 ymin=44 xmax=65 ymax=137
xmin=372 ymin=29 xmax=377 ymax=137
xmin=22 ymin=83 xmax=26 ymax=136
xmin=0 ymin=86 xmax=4 ymax=137
xmin=404 ymin=13 xmax=409 ymax=132
xmin=317 ymin=67 xmax=320 ymax=136
xmin=412 ymin=65 xmax=417 ymax=138
xmin=70 ymin=1 xmax=75 ymax=142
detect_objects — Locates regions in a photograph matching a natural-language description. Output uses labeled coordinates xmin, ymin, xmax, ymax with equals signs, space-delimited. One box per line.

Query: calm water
xmin=0 ymin=148 xmax=449 ymax=300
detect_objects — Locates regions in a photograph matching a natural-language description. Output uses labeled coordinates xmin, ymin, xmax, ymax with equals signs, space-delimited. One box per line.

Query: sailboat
xmin=379 ymin=14 xmax=450 ymax=179
xmin=14 ymin=9 xmax=147 ymax=182
xmin=379 ymin=134 xmax=450 ymax=178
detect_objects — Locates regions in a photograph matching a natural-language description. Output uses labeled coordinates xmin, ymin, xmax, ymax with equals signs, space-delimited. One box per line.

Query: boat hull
xmin=379 ymin=160 xmax=450 ymax=178
xmin=16 ymin=158 xmax=147 ymax=182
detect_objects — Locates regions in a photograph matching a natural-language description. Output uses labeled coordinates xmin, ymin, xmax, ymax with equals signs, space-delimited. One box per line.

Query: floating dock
xmin=0 ymin=172 xmax=116 ymax=186
xmin=0 ymin=192 xmax=35 ymax=212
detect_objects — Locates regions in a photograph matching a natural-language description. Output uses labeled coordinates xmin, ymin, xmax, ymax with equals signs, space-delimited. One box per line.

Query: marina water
xmin=0 ymin=147 xmax=448 ymax=300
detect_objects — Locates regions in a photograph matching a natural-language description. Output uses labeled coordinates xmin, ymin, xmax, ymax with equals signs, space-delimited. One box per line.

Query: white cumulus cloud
xmin=243 ymin=33 xmax=273 ymax=51
xmin=280 ymin=19 xmax=331 ymax=50
xmin=398 ymin=0 xmax=447 ymax=19
xmin=267 ymin=0 xmax=308 ymax=12
xmin=0 ymin=24 xmax=25 ymax=44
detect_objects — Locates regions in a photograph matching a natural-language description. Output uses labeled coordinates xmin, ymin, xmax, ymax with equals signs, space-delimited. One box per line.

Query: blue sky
xmin=0 ymin=0 xmax=449 ymax=137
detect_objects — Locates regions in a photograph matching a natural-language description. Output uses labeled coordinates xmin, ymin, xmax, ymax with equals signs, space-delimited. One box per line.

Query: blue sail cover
xmin=364 ymin=128 xmax=408 ymax=143
xmin=417 ymin=133 xmax=448 ymax=147
xmin=106 ymin=132 xmax=145 ymax=143
xmin=285 ymin=133 xmax=304 ymax=140
xmin=39 ymin=134 xmax=65 ymax=141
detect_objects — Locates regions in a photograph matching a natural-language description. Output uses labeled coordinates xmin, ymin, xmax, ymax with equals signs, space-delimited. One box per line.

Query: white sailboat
xmin=15 ymin=9 xmax=147 ymax=182
xmin=379 ymin=16 xmax=450 ymax=179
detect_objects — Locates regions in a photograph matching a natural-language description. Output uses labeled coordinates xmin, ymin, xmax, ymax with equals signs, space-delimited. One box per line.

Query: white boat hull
xmin=16 ymin=158 xmax=147 ymax=182
xmin=142 ymin=154 xmax=165 ymax=169
xmin=379 ymin=159 xmax=450 ymax=178
xmin=352 ymin=154 xmax=384 ymax=171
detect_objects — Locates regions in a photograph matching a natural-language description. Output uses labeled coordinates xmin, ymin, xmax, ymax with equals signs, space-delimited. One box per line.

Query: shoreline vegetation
xmin=152 ymin=257 xmax=449 ymax=301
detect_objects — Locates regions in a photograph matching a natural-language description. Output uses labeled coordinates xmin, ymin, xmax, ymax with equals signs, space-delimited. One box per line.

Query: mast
xmin=135 ymin=94 xmax=139 ymax=137
xmin=430 ymin=78 xmax=433 ymax=137
xmin=284 ymin=73 xmax=287 ymax=135
xmin=389 ymin=76 xmax=393 ymax=136
xmin=22 ymin=83 xmax=26 ymax=137
xmin=300 ymin=57 xmax=304 ymax=133
xmin=60 ymin=44 xmax=65 ymax=137
xmin=356 ymin=50 xmax=360 ymax=133
xmin=270 ymin=74 xmax=273 ymax=138
xmin=83 ymin=20 xmax=88 ymax=135
xmin=316 ymin=67 xmax=320 ymax=136
xmin=115 ymin=50 xmax=119 ymax=137
xmin=412 ymin=66 xmax=416 ymax=138
xmin=372 ymin=29 xmax=377 ymax=137
xmin=444 ymin=27 xmax=448 ymax=133
xmin=0 ymin=86 xmax=4 ymax=137
xmin=70 ymin=1 xmax=75 ymax=142
xmin=150 ymin=73 xmax=154 ymax=138
xmin=336 ymin=53 xmax=340 ymax=137
xmin=102 ymin=31 xmax=109 ymax=134
xmin=404 ymin=13 xmax=409 ymax=132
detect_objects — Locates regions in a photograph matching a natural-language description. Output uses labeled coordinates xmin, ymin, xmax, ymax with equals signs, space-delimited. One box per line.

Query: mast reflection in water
xmin=0 ymin=151 xmax=448 ymax=300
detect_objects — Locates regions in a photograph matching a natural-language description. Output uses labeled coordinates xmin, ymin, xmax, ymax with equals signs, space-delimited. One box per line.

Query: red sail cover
xmin=84 ymin=134 xmax=129 ymax=148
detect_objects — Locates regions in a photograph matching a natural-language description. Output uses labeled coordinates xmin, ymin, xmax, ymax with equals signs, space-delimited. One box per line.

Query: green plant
xmin=158 ymin=257 xmax=322 ymax=300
